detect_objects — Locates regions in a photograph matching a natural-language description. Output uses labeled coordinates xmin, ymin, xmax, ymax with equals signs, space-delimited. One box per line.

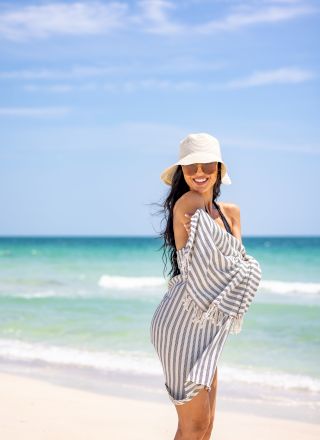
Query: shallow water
xmin=0 ymin=236 xmax=319 ymax=414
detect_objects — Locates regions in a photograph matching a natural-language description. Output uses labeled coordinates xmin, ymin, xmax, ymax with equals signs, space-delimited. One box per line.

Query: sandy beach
xmin=1 ymin=371 xmax=319 ymax=440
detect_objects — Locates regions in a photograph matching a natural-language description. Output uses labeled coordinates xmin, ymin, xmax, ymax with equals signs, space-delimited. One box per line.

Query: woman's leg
xmin=201 ymin=367 xmax=218 ymax=440
xmin=173 ymin=386 xmax=211 ymax=440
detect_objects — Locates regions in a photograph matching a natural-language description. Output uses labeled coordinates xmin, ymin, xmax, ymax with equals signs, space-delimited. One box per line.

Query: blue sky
xmin=0 ymin=0 xmax=319 ymax=236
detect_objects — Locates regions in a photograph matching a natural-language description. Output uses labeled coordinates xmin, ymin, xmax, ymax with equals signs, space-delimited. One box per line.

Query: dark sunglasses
xmin=182 ymin=162 xmax=217 ymax=176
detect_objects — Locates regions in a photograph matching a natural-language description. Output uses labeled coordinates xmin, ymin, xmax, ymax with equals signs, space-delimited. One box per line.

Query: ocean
xmin=0 ymin=236 xmax=319 ymax=422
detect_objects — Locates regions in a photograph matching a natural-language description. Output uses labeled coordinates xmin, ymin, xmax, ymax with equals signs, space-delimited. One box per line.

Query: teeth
xmin=194 ymin=178 xmax=207 ymax=182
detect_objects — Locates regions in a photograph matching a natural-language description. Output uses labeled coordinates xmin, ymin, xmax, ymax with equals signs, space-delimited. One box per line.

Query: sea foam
xmin=0 ymin=338 xmax=319 ymax=395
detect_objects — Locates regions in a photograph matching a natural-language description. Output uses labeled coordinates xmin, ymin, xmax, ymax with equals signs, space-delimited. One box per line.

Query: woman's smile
xmin=192 ymin=177 xmax=209 ymax=186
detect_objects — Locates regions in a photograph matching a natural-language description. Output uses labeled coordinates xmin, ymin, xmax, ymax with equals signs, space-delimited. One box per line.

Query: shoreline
xmin=1 ymin=358 xmax=320 ymax=424
xmin=1 ymin=369 xmax=320 ymax=440
xmin=1 ymin=359 xmax=319 ymax=424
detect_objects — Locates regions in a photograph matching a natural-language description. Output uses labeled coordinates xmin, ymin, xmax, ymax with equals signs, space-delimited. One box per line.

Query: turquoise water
xmin=0 ymin=236 xmax=319 ymax=401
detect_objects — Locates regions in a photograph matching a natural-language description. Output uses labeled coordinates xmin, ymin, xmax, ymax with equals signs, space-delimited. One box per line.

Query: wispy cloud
xmin=136 ymin=0 xmax=183 ymax=34
xmin=23 ymin=83 xmax=97 ymax=93
xmin=262 ymin=1 xmax=305 ymax=4
xmin=0 ymin=1 xmax=317 ymax=41
xmin=0 ymin=59 xmax=225 ymax=81
xmin=0 ymin=65 xmax=132 ymax=80
xmin=0 ymin=107 xmax=71 ymax=117
xmin=112 ymin=68 xmax=316 ymax=91
xmin=21 ymin=79 xmax=201 ymax=94
xmin=103 ymin=79 xmax=200 ymax=92
xmin=194 ymin=3 xmax=317 ymax=33
xmin=223 ymin=67 xmax=316 ymax=88
xmin=0 ymin=2 xmax=128 ymax=41
xmin=18 ymin=67 xmax=316 ymax=94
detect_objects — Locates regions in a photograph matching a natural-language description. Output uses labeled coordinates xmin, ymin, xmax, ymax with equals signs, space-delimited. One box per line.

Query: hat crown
xmin=179 ymin=132 xmax=222 ymax=160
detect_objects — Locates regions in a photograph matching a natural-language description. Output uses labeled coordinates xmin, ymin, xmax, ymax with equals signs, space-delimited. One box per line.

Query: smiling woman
xmin=150 ymin=133 xmax=262 ymax=440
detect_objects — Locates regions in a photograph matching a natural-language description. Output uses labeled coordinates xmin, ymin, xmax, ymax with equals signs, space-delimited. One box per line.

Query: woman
xmin=150 ymin=133 xmax=262 ymax=440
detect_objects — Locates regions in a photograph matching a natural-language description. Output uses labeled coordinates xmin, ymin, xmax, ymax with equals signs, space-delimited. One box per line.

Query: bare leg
xmin=201 ymin=367 xmax=218 ymax=440
xmin=173 ymin=386 xmax=211 ymax=440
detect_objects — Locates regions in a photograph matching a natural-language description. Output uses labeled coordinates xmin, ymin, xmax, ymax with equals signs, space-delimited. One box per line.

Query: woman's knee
xmin=177 ymin=417 xmax=211 ymax=439
xmin=207 ymin=417 xmax=214 ymax=432
xmin=174 ymin=387 xmax=211 ymax=438
xmin=181 ymin=411 xmax=211 ymax=433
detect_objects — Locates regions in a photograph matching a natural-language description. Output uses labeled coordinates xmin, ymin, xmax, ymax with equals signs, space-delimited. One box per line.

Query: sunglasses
xmin=182 ymin=162 xmax=217 ymax=176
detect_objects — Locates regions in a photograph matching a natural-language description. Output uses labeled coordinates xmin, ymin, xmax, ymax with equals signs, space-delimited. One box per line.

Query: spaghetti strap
xmin=212 ymin=200 xmax=233 ymax=235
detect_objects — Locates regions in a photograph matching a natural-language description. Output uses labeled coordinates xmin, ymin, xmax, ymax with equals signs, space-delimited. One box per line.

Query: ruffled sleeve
xmin=180 ymin=208 xmax=262 ymax=334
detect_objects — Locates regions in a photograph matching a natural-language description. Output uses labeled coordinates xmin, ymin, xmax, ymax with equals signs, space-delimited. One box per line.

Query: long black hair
xmin=153 ymin=162 xmax=223 ymax=281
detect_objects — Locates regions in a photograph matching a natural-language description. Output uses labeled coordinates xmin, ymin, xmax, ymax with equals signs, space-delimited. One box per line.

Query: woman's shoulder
xmin=175 ymin=190 xmax=204 ymax=207
xmin=173 ymin=194 xmax=241 ymax=223
xmin=173 ymin=191 xmax=205 ymax=219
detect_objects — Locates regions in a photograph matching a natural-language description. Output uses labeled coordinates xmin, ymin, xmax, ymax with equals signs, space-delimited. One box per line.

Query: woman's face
xmin=182 ymin=162 xmax=218 ymax=193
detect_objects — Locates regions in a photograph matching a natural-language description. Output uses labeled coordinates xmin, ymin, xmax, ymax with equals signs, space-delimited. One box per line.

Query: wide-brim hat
xmin=160 ymin=132 xmax=231 ymax=185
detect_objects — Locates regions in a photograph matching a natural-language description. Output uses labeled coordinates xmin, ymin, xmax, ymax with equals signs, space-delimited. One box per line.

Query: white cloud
xmin=223 ymin=67 xmax=316 ymax=88
xmin=136 ymin=0 xmax=183 ymax=34
xmin=0 ymin=1 xmax=317 ymax=41
xmin=0 ymin=2 xmax=128 ymax=41
xmin=100 ymin=68 xmax=315 ymax=91
xmin=0 ymin=107 xmax=71 ymax=117
xmin=263 ymin=1 xmax=304 ymax=4
xmin=0 ymin=59 xmax=225 ymax=81
xmin=9 ymin=67 xmax=316 ymax=94
xmin=23 ymin=83 xmax=97 ymax=92
xmin=103 ymin=78 xmax=200 ymax=92
xmin=0 ymin=65 xmax=132 ymax=80
xmin=24 ymin=84 xmax=74 ymax=92
xmin=195 ymin=4 xmax=317 ymax=33
xmin=156 ymin=58 xmax=226 ymax=73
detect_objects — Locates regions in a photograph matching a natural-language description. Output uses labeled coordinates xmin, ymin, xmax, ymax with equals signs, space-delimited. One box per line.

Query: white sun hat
xmin=160 ymin=132 xmax=232 ymax=185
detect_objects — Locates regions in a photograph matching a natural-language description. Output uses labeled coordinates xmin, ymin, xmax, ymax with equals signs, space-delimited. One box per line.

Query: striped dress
xmin=150 ymin=207 xmax=262 ymax=405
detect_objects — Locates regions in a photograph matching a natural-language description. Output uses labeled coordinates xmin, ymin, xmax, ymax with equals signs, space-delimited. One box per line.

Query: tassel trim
xmin=181 ymin=289 xmax=243 ymax=334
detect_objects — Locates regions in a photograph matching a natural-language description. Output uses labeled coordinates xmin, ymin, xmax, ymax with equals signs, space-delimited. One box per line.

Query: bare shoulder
xmin=219 ymin=202 xmax=242 ymax=242
xmin=173 ymin=191 xmax=205 ymax=251
xmin=173 ymin=190 xmax=205 ymax=224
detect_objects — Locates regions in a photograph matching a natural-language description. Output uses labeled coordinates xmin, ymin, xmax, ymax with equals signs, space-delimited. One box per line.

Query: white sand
xmin=1 ymin=371 xmax=319 ymax=440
